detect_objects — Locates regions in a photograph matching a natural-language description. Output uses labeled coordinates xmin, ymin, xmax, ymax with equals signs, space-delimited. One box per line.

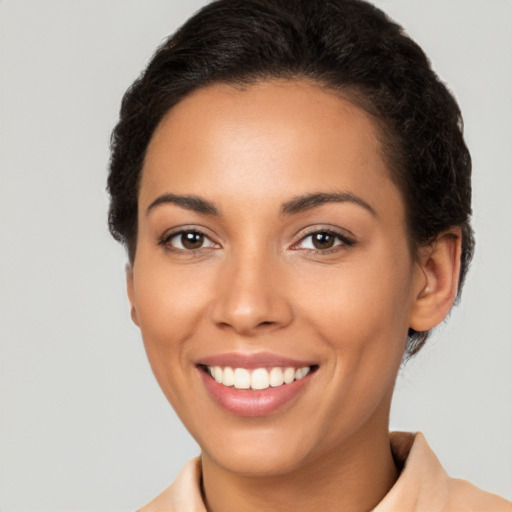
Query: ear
xmin=409 ymin=228 xmax=462 ymax=333
xmin=126 ymin=264 xmax=140 ymax=327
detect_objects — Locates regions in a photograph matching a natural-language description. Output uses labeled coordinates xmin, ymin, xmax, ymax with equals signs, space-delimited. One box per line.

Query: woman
xmin=107 ymin=0 xmax=511 ymax=510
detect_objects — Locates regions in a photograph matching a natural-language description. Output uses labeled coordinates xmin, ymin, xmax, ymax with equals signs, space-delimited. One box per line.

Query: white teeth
xmin=269 ymin=367 xmax=284 ymax=387
xmin=251 ymin=368 xmax=270 ymax=390
xmin=213 ymin=366 xmax=223 ymax=383
xmin=222 ymin=367 xmax=234 ymax=387
xmin=295 ymin=367 xmax=310 ymax=380
xmin=283 ymin=367 xmax=295 ymax=384
xmin=207 ymin=365 xmax=312 ymax=390
xmin=233 ymin=368 xmax=251 ymax=389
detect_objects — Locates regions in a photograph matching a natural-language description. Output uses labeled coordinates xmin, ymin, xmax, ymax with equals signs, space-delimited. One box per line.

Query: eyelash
xmin=159 ymin=228 xmax=218 ymax=254
xmin=291 ymin=229 xmax=356 ymax=254
xmin=158 ymin=228 xmax=356 ymax=255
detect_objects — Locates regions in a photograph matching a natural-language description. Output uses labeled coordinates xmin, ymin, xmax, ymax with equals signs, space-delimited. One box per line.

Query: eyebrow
xmin=146 ymin=191 xmax=376 ymax=218
xmin=281 ymin=192 xmax=377 ymax=216
xmin=146 ymin=193 xmax=219 ymax=216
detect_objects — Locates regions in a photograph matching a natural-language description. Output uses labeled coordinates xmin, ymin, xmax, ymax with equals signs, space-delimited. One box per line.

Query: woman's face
xmin=128 ymin=80 xmax=425 ymax=476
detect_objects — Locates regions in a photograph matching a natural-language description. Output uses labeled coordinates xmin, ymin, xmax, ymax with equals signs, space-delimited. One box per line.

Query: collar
xmin=139 ymin=432 xmax=511 ymax=511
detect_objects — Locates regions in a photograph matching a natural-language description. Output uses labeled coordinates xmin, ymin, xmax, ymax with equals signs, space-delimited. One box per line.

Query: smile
xmin=206 ymin=365 xmax=312 ymax=390
xmin=197 ymin=353 xmax=318 ymax=416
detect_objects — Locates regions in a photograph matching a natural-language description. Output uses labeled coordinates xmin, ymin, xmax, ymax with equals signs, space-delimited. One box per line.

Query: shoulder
xmin=444 ymin=477 xmax=511 ymax=512
xmin=137 ymin=457 xmax=205 ymax=512
xmin=375 ymin=432 xmax=511 ymax=512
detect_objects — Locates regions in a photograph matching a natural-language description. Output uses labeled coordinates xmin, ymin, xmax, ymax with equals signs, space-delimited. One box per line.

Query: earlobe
xmin=126 ymin=264 xmax=140 ymax=327
xmin=409 ymin=228 xmax=462 ymax=333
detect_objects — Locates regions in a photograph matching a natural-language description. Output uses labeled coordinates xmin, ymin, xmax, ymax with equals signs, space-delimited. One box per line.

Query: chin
xmin=202 ymin=430 xmax=314 ymax=477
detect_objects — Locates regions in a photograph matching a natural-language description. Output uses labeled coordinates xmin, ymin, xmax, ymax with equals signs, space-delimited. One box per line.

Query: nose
xmin=209 ymin=250 xmax=294 ymax=336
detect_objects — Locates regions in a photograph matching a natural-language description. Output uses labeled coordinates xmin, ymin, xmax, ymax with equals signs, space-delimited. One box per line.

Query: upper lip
xmin=196 ymin=352 xmax=317 ymax=369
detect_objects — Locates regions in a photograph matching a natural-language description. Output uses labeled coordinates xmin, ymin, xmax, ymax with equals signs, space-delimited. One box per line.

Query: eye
xmin=161 ymin=230 xmax=219 ymax=251
xmin=294 ymin=230 xmax=354 ymax=252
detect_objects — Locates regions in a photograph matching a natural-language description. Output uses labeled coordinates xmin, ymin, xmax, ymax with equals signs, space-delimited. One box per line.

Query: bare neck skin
xmin=201 ymin=406 xmax=398 ymax=512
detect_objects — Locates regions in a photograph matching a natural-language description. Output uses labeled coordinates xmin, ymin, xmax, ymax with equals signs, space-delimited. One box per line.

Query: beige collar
xmin=139 ymin=432 xmax=511 ymax=512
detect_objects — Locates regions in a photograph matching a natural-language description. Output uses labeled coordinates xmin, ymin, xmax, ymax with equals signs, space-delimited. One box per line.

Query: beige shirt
xmin=139 ymin=432 xmax=511 ymax=512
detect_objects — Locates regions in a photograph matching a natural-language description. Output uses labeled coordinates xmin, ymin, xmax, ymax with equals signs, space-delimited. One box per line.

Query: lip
xmin=196 ymin=351 xmax=316 ymax=370
xmin=196 ymin=352 xmax=317 ymax=417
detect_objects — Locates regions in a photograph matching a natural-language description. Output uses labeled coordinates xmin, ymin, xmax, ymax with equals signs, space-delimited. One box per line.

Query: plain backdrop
xmin=0 ymin=1 xmax=511 ymax=510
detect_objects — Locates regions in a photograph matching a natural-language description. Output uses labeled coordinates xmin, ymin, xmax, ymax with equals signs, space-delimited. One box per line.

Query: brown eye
xmin=181 ymin=231 xmax=205 ymax=249
xmin=294 ymin=230 xmax=354 ymax=252
xmin=162 ymin=229 xmax=218 ymax=252
xmin=312 ymin=232 xmax=335 ymax=249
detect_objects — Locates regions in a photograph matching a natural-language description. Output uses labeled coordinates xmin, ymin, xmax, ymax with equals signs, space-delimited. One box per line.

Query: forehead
xmin=140 ymin=80 xmax=402 ymax=217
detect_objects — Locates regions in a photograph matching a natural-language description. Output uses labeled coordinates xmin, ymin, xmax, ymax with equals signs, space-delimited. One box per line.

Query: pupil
xmin=182 ymin=232 xmax=204 ymax=249
xmin=313 ymin=232 xmax=334 ymax=249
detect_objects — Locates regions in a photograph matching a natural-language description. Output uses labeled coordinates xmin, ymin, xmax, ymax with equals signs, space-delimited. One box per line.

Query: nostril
xmin=210 ymin=289 xmax=294 ymax=335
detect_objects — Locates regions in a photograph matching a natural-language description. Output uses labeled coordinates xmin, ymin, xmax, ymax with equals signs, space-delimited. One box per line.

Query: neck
xmin=201 ymin=424 xmax=399 ymax=512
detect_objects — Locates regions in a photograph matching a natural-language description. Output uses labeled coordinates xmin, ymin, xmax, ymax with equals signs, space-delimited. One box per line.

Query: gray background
xmin=0 ymin=1 xmax=510 ymax=510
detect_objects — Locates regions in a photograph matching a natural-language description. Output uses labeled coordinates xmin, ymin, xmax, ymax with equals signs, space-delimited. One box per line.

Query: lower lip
xmin=199 ymin=368 xmax=312 ymax=417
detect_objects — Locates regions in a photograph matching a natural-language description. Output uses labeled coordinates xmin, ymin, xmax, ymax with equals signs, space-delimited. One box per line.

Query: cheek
xmin=131 ymin=261 xmax=214 ymax=391
xmin=298 ymin=262 xmax=412 ymax=341
xmin=291 ymin=256 xmax=411 ymax=437
xmin=133 ymin=257 xmax=212 ymax=334
xmin=293 ymin=242 xmax=414 ymax=384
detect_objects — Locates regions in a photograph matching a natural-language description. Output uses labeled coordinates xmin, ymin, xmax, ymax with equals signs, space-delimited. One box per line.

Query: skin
xmin=128 ymin=80 xmax=461 ymax=512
